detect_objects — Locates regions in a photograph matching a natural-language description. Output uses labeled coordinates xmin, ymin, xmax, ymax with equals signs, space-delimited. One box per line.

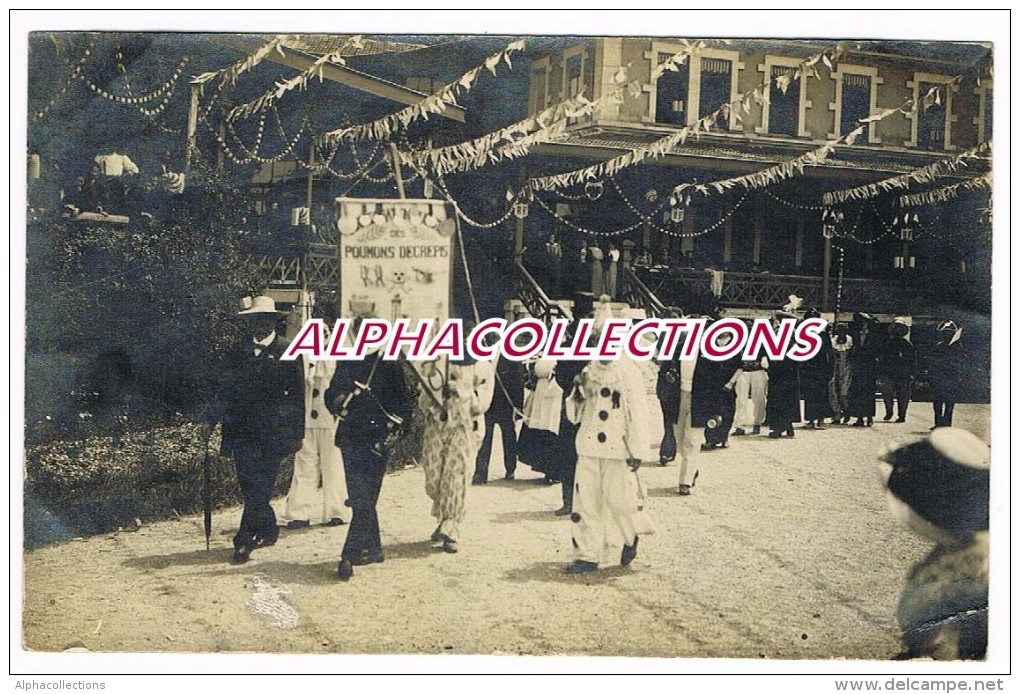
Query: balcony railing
xmin=639 ymin=267 xmax=937 ymax=316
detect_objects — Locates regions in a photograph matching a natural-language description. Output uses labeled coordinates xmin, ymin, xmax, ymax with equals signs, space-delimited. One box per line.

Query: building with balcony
xmin=512 ymin=38 xmax=992 ymax=319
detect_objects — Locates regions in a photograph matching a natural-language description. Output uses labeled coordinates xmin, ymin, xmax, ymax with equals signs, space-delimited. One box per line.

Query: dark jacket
xmin=217 ymin=336 xmax=305 ymax=460
xmin=926 ymin=337 xmax=967 ymax=402
xmin=325 ymin=356 xmax=412 ymax=448
xmin=765 ymin=356 xmax=802 ymax=425
xmin=490 ymin=356 xmax=525 ymax=417
xmin=882 ymin=336 xmax=917 ymax=382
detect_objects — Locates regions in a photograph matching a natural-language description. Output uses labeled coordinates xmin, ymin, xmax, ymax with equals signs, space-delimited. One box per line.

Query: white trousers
xmin=673 ymin=390 xmax=702 ymax=487
xmin=572 ymin=456 xmax=646 ymax=565
xmin=733 ymin=370 xmax=768 ymax=429
xmin=283 ymin=427 xmax=348 ymax=523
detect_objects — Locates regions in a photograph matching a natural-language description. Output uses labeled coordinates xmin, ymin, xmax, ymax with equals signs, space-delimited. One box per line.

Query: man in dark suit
xmin=326 ymin=343 xmax=412 ymax=581
xmin=214 ymin=296 xmax=305 ymax=564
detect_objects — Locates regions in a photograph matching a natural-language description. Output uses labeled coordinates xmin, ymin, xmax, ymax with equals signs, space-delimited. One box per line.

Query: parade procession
xmin=17 ymin=14 xmax=1001 ymax=673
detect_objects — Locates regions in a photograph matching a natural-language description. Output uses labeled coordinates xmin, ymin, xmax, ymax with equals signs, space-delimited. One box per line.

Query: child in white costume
xmin=564 ymin=356 xmax=654 ymax=573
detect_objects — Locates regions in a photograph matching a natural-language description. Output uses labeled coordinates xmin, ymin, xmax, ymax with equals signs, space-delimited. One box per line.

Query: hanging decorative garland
xmin=33 ymin=37 xmax=95 ymax=122
xmin=227 ymin=47 xmax=350 ymax=122
xmin=669 ymin=129 xmax=859 ymax=203
xmin=669 ymin=75 xmax=973 ymax=206
xmin=822 ymin=140 xmax=991 ymax=205
xmin=321 ymin=38 xmax=528 ymax=145
xmin=399 ymin=41 xmax=709 ymax=178
xmin=763 ymin=188 xmax=827 ymax=211
xmin=81 ymin=55 xmax=189 ymax=106
xmin=192 ymin=35 xmax=290 ymax=89
xmin=528 ymin=43 xmax=846 ymax=193
xmin=898 ymin=172 xmax=992 ymax=208
xmin=533 ymin=189 xmax=750 ymax=239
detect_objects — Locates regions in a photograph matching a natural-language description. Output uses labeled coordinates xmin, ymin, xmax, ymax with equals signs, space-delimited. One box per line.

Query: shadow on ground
xmin=503 ymin=561 xmax=633 ymax=585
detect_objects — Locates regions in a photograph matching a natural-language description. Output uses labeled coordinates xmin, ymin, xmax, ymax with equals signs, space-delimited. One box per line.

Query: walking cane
xmin=203 ymin=423 xmax=212 ymax=551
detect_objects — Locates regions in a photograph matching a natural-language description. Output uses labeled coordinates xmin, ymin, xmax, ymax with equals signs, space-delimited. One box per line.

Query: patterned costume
xmin=420 ymin=360 xmax=494 ymax=550
xmin=565 ymin=358 xmax=654 ymax=571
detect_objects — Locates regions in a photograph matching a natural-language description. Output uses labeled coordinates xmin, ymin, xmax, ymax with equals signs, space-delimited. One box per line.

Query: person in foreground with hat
xmin=878 ymin=427 xmax=989 ymax=660
xmin=325 ymin=316 xmax=412 ymax=581
xmin=212 ymin=295 xmax=305 ymax=564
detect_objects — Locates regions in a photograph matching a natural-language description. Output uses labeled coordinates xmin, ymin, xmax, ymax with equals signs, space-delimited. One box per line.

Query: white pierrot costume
xmin=566 ymin=357 xmax=655 ymax=566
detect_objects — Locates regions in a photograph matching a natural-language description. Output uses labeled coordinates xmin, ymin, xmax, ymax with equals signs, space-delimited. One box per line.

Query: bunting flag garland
xmin=321 ymin=38 xmax=528 ymax=145
xmin=529 ymin=43 xmax=845 ymax=193
xmin=669 ymin=74 xmax=972 ymax=205
xmin=400 ymin=95 xmax=581 ymax=176
xmin=669 ymin=132 xmax=851 ymax=202
xmin=898 ymin=172 xmax=992 ymax=207
xmin=192 ymin=35 xmax=290 ymax=88
xmin=398 ymin=41 xmax=709 ymax=179
xmin=822 ymin=141 xmax=991 ymax=206
xmin=227 ymin=48 xmax=348 ymax=122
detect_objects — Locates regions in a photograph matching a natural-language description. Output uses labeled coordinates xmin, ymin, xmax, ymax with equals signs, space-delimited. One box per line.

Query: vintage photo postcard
xmin=11 ymin=9 xmax=1009 ymax=682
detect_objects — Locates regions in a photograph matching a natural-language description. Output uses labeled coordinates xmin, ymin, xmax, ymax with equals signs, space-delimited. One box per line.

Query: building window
xmin=974 ymin=79 xmax=993 ymax=142
xmin=644 ymin=43 xmax=743 ymax=130
xmin=562 ymin=47 xmax=587 ymax=125
xmin=828 ymin=64 xmax=882 ymax=143
xmin=654 ymin=52 xmax=689 ymax=125
xmin=756 ymin=56 xmax=811 ymax=138
xmin=529 ymin=58 xmax=551 ymax=115
xmin=906 ymin=72 xmax=957 ymax=150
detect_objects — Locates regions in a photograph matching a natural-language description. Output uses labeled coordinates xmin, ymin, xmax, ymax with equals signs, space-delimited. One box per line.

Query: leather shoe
xmin=677 ymin=484 xmax=692 ymax=496
xmin=442 ymin=539 xmax=458 ymax=554
xmin=471 ymin=476 xmax=487 ymax=485
xmin=621 ymin=537 xmax=639 ymax=567
xmin=337 ymin=558 xmax=354 ymax=581
xmin=896 ymin=416 xmax=906 ymax=423
xmin=554 ymin=505 xmax=572 ymax=516
xmin=324 ymin=517 xmax=346 ymax=527
xmin=565 ymin=560 xmax=599 ymax=574
xmin=231 ymin=546 xmax=252 ymax=565
xmin=286 ymin=520 xmax=311 ymax=529
xmin=504 ymin=472 xmax=515 ymax=481
xmin=732 ymin=428 xmax=746 ymax=436
xmin=431 ymin=527 xmax=445 ymax=542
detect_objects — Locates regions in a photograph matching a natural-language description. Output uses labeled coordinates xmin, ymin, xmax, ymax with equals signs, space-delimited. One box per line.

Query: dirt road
xmin=20 ymin=405 xmax=992 ymax=661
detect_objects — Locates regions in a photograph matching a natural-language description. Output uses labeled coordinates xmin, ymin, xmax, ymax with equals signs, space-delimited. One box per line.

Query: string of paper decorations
xmin=33 ymin=37 xmax=95 ymax=122
xmin=81 ymin=55 xmax=189 ymax=108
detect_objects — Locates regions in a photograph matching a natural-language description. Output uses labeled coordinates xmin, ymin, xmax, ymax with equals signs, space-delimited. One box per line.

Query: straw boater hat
xmin=237 ymin=295 xmax=285 ymax=316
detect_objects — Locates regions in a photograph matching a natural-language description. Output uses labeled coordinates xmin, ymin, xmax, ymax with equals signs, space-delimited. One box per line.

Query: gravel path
xmin=20 ymin=405 xmax=991 ymax=660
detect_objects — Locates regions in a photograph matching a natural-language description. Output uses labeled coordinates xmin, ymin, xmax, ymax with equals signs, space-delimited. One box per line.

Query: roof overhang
xmin=211 ymin=35 xmax=467 ymax=123
xmin=532 ymin=125 xmax=990 ymax=183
